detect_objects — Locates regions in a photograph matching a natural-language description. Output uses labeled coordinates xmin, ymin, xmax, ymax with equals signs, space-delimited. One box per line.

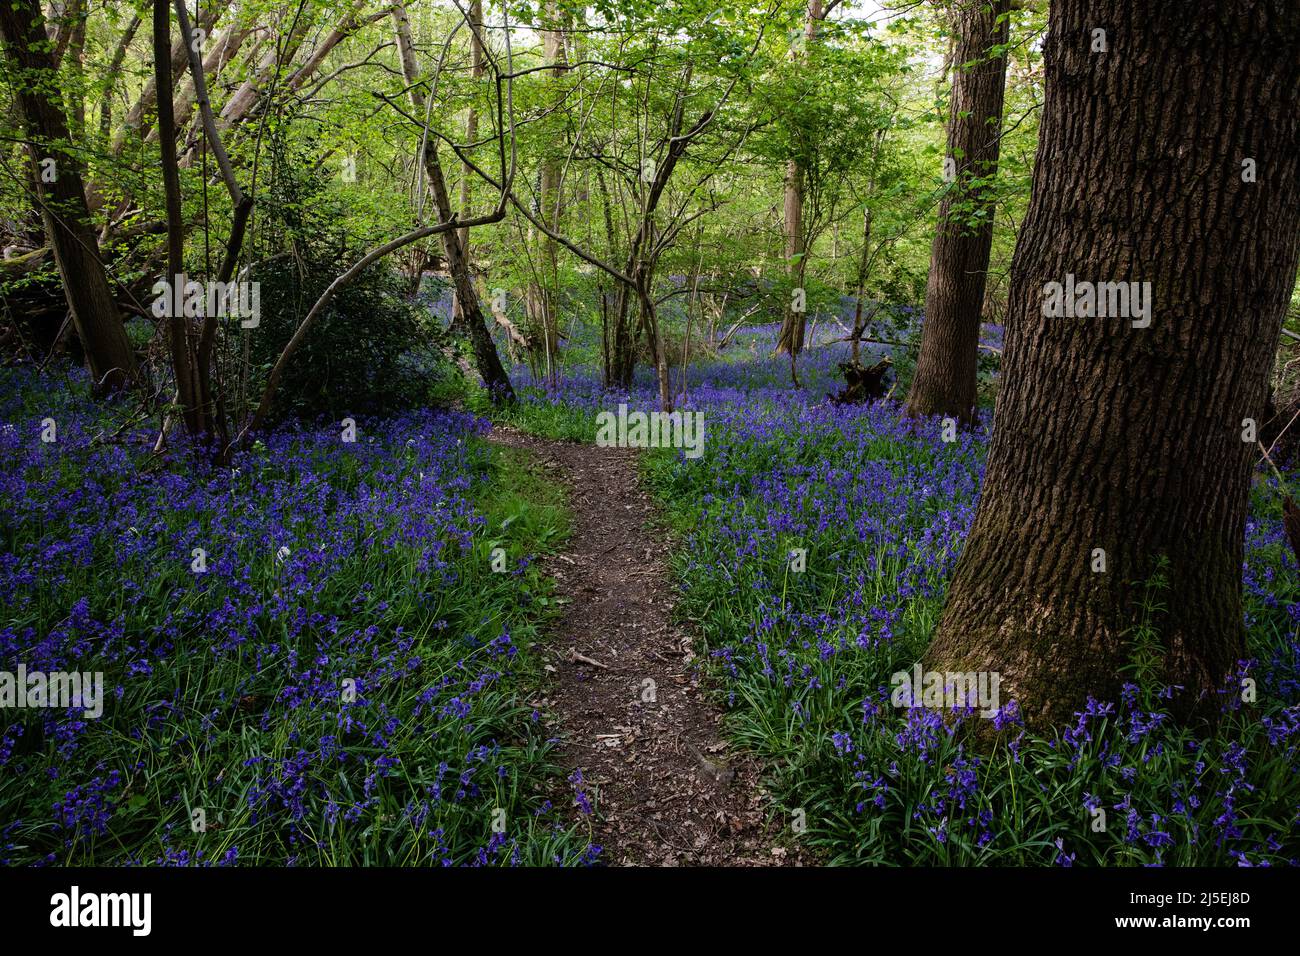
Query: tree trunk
xmin=609 ymin=79 xmax=707 ymax=409
xmin=609 ymin=283 xmax=635 ymax=388
xmin=109 ymin=5 xmax=219 ymax=154
xmin=775 ymin=158 xmax=805 ymax=361
xmin=526 ymin=3 xmax=566 ymax=379
xmin=594 ymin=167 xmax=624 ymax=386
xmin=775 ymin=0 xmax=823 ymax=360
xmin=634 ymin=274 xmax=670 ymax=410
xmin=61 ymin=0 xmax=88 ymax=143
xmin=154 ymin=0 xmax=206 ymax=437
xmin=217 ymin=10 xmax=311 ymax=131
xmin=905 ymin=0 xmax=1009 ymax=424
xmin=391 ymin=0 xmax=514 ymax=401
xmin=850 ymin=206 xmax=873 ymax=365
xmin=98 ymin=15 xmax=142 ymax=146
xmin=0 ymin=0 xmax=137 ymax=393
xmin=453 ymin=0 xmax=484 ymax=330
xmin=157 ymin=23 xmax=253 ymax=146
xmin=924 ymin=0 xmax=1300 ymax=727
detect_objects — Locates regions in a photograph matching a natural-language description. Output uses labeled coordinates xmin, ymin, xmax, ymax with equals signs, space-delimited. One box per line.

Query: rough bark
xmin=924 ymin=0 xmax=1300 ymax=727
xmin=906 ymin=0 xmax=1010 ymax=424
xmin=0 ymin=0 xmax=137 ymax=392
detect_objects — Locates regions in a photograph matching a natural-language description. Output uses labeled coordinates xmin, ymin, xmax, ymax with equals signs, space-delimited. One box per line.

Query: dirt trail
xmin=489 ymin=425 xmax=802 ymax=866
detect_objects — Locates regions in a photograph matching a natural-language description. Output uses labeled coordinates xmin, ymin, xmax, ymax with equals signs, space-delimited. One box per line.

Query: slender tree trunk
xmin=606 ymin=76 xmax=706 ymax=409
xmin=62 ymin=0 xmax=87 ymax=143
xmin=217 ymin=10 xmax=312 ymax=131
xmin=850 ymin=206 xmax=872 ymax=365
xmin=391 ymin=0 xmax=514 ymax=401
xmin=88 ymin=4 xmax=219 ymax=215
xmin=924 ymin=0 xmax=1300 ymax=727
xmin=635 ymin=276 xmax=670 ymax=410
xmin=527 ymin=3 xmax=566 ymax=380
xmin=906 ymin=0 xmax=1010 ymax=424
xmin=154 ymin=0 xmax=206 ymax=437
xmin=98 ymin=15 xmax=141 ymax=146
xmin=284 ymin=2 xmax=365 ymax=92
xmin=776 ymin=157 xmax=805 ymax=360
xmin=0 ymin=0 xmax=137 ymax=393
xmin=610 ymin=284 xmax=634 ymax=387
xmin=110 ymin=5 xmax=219 ymax=154
xmin=593 ymin=166 xmax=623 ymax=386
xmin=453 ymin=0 xmax=484 ymax=330
xmin=775 ymin=0 xmax=823 ymax=362
xmin=158 ymin=23 xmax=253 ymax=145
xmin=175 ymin=0 xmax=249 ymax=452
xmin=681 ymin=240 xmax=703 ymax=401
xmin=535 ymin=162 xmax=560 ymax=381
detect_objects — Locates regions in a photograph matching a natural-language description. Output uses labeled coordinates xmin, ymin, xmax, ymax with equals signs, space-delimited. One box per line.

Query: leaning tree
xmin=0 ymin=0 xmax=138 ymax=392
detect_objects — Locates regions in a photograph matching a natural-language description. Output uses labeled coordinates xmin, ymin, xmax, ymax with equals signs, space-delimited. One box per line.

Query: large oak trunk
xmin=0 ymin=0 xmax=138 ymax=393
xmin=905 ymin=0 xmax=1009 ymax=424
xmin=925 ymin=0 xmax=1300 ymax=726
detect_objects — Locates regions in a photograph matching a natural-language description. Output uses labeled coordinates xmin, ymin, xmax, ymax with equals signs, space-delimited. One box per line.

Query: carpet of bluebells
xmin=8 ymin=307 xmax=1299 ymax=868
xmin=503 ymin=321 xmax=1300 ymax=866
xmin=0 ymin=365 xmax=598 ymax=866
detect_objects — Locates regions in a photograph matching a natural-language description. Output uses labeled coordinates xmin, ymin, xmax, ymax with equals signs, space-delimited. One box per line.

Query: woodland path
xmin=489 ymin=425 xmax=804 ymax=866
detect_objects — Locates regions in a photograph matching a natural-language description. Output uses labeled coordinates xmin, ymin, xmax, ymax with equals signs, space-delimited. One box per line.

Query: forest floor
xmin=489 ymin=425 xmax=804 ymax=866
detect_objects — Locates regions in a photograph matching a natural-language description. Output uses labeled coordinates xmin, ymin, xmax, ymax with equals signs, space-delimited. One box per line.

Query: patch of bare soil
xmin=489 ymin=425 xmax=806 ymax=867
